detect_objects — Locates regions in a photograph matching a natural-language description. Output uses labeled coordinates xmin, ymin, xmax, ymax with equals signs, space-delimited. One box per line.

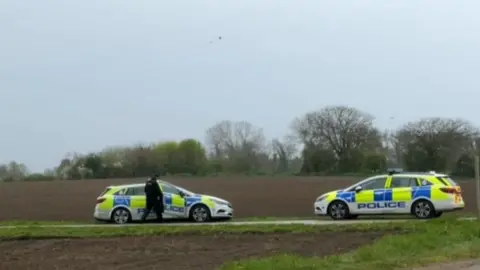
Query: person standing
xmin=141 ymin=174 xmax=164 ymax=222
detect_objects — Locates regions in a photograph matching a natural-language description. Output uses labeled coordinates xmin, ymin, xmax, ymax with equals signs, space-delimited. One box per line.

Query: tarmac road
xmin=0 ymin=218 xmax=455 ymax=229
xmin=0 ymin=217 xmax=475 ymax=229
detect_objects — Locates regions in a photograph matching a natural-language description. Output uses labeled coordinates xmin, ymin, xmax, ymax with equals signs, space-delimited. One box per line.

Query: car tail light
xmin=96 ymin=197 xmax=106 ymax=204
xmin=440 ymin=187 xmax=459 ymax=194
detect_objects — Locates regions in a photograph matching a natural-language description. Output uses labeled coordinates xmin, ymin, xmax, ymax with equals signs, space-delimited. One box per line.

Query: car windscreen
xmin=99 ymin=187 xmax=111 ymax=196
xmin=177 ymin=187 xmax=194 ymax=196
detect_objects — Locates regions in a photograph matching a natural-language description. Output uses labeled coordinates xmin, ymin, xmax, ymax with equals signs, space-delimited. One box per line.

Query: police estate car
xmin=94 ymin=180 xmax=233 ymax=224
xmin=314 ymin=170 xmax=464 ymax=220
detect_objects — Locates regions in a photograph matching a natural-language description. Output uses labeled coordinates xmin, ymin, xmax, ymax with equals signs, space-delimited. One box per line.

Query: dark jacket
xmin=144 ymin=177 xmax=162 ymax=201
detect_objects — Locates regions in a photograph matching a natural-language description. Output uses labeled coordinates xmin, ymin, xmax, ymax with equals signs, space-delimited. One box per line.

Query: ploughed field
xmin=0 ymin=231 xmax=392 ymax=270
xmin=0 ymin=176 xmax=476 ymax=222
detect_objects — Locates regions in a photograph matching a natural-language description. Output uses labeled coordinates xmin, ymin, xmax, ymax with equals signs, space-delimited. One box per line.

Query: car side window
xmin=114 ymin=189 xmax=127 ymax=195
xmin=360 ymin=177 xmax=388 ymax=190
xmin=390 ymin=177 xmax=419 ymax=188
xmin=125 ymin=187 xmax=145 ymax=196
xmin=419 ymin=178 xmax=433 ymax=186
xmin=161 ymin=184 xmax=180 ymax=195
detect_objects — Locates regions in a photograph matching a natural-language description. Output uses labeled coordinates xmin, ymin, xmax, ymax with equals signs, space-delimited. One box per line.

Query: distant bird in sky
xmin=209 ymin=36 xmax=223 ymax=44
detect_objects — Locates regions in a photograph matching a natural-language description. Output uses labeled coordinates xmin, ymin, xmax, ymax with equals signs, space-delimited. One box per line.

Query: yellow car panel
xmin=355 ymin=190 xmax=374 ymax=203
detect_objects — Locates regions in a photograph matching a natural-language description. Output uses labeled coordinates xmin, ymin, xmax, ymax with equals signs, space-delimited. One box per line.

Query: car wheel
xmin=111 ymin=208 xmax=131 ymax=224
xmin=190 ymin=204 xmax=211 ymax=222
xmin=434 ymin=211 xmax=443 ymax=218
xmin=412 ymin=200 xmax=435 ymax=219
xmin=327 ymin=200 xmax=350 ymax=220
xmin=346 ymin=214 xmax=359 ymax=220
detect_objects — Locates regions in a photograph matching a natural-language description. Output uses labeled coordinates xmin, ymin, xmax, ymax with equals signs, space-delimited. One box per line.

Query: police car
xmin=94 ymin=180 xmax=233 ymax=224
xmin=314 ymin=169 xmax=465 ymax=220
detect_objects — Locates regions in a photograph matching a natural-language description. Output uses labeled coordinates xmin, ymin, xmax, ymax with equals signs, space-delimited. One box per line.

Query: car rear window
xmin=435 ymin=176 xmax=458 ymax=186
xmin=99 ymin=187 xmax=111 ymax=196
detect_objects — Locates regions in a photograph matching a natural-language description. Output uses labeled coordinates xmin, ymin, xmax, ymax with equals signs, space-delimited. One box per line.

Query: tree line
xmin=2 ymin=105 xmax=479 ymax=181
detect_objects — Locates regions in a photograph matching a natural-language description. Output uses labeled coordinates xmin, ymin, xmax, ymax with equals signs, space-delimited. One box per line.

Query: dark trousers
xmin=141 ymin=198 xmax=164 ymax=222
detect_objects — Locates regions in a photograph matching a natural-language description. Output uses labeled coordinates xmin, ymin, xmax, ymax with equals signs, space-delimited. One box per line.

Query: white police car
xmin=314 ymin=170 xmax=465 ymax=220
xmin=94 ymin=180 xmax=234 ymax=224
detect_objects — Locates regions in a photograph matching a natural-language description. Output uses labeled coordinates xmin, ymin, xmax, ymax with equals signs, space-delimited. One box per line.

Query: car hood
xmin=196 ymin=194 xmax=229 ymax=204
xmin=323 ymin=189 xmax=343 ymax=195
xmin=316 ymin=189 xmax=344 ymax=200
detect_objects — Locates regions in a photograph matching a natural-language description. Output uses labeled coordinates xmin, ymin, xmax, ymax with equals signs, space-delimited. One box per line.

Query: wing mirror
xmin=355 ymin=186 xmax=363 ymax=193
xmin=178 ymin=190 xmax=186 ymax=197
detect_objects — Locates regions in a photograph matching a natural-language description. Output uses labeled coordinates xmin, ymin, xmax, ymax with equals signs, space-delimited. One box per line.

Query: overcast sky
xmin=1 ymin=0 xmax=479 ymax=172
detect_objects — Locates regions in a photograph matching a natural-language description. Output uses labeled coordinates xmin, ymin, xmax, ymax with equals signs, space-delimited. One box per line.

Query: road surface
xmin=0 ymin=219 xmax=417 ymax=229
xmin=0 ymin=218 xmax=476 ymax=229
xmin=0 ymin=217 xmax=475 ymax=229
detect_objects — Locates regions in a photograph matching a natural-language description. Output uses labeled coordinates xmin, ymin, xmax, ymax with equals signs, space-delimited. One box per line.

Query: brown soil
xmin=0 ymin=231 xmax=392 ymax=270
xmin=0 ymin=176 xmax=476 ymax=222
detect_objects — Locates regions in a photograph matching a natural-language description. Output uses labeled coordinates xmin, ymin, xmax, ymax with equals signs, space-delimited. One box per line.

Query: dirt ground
xmin=0 ymin=231 xmax=392 ymax=270
xmin=0 ymin=176 xmax=476 ymax=222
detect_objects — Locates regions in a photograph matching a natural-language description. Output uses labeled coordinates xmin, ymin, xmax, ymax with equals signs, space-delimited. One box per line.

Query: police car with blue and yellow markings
xmin=94 ymin=180 xmax=233 ymax=224
xmin=314 ymin=170 xmax=465 ymax=220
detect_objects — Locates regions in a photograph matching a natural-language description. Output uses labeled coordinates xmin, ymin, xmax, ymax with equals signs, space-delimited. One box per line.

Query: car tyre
xmin=411 ymin=200 xmax=436 ymax=219
xmin=111 ymin=207 xmax=132 ymax=224
xmin=434 ymin=211 xmax=443 ymax=218
xmin=346 ymin=214 xmax=359 ymax=220
xmin=189 ymin=204 xmax=211 ymax=223
xmin=327 ymin=200 xmax=350 ymax=220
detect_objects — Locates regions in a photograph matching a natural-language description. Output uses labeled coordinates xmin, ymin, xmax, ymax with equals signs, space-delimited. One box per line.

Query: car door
xmin=352 ymin=176 xmax=389 ymax=214
xmin=125 ymin=186 xmax=149 ymax=220
xmin=160 ymin=183 xmax=187 ymax=218
xmin=385 ymin=176 xmax=418 ymax=214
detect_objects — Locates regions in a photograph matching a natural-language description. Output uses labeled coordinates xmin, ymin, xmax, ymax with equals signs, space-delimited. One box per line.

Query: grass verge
xmin=0 ymin=220 xmax=83 ymax=226
xmin=0 ymin=217 xmax=308 ymax=226
xmin=0 ymin=221 xmax=419 ymax=239
xmin=234 ymin=216 xmax=310 ymax=221
xmin=220 ymin=219 xmax=480 ymax=270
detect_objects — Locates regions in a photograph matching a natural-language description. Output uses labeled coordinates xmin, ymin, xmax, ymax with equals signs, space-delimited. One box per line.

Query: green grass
xmin=220 ymin=219 xmax=480 ymax=270
xmin=235 ymin=216 xmax=309 ymax=221
xmin=0 ymin=220 xmax=83 ymax=226
xmin=237 ymin=215 xmax=417 ymax=221
xmin=0 ymin=217 xmax=307 ymax=226
xmin=0 ymin=221 xmax=418 ymax=239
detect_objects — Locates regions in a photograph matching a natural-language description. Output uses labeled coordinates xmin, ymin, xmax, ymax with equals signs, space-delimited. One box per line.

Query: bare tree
xmin=292 ymin=105 xmax=382 ymax=155
xmin=99 ymin=146 xmax=128 ymax=168
xmin=396 ymin=117 xmax=478 ymax=172
xmin=380 ymin=129 xmax=403 ymax=167
xmin=205 ymin=120 xmax=266 ymax=171
xmin=291 ymin=105 xmax=384 ymax=172
xmin=205 ymin=120 xmax=266 ymax=157
xmin=0 ymin=164 xmax=8 ymax=181
xmin=270 ymin=136 xmax=298 ymax=172
xmin=0 ymin=161 xmax=29 ymax=181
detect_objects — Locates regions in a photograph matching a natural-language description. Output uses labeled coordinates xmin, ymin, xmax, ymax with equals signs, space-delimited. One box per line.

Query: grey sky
xmin=1 ymin=0 xmax=479 ymax=172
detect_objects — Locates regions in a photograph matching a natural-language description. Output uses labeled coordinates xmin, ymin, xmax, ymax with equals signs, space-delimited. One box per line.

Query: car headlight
xmin=316 ymin=195 xmax=327 ymax=202
xmin=212 ymin=199 xmax=230 ymax=206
